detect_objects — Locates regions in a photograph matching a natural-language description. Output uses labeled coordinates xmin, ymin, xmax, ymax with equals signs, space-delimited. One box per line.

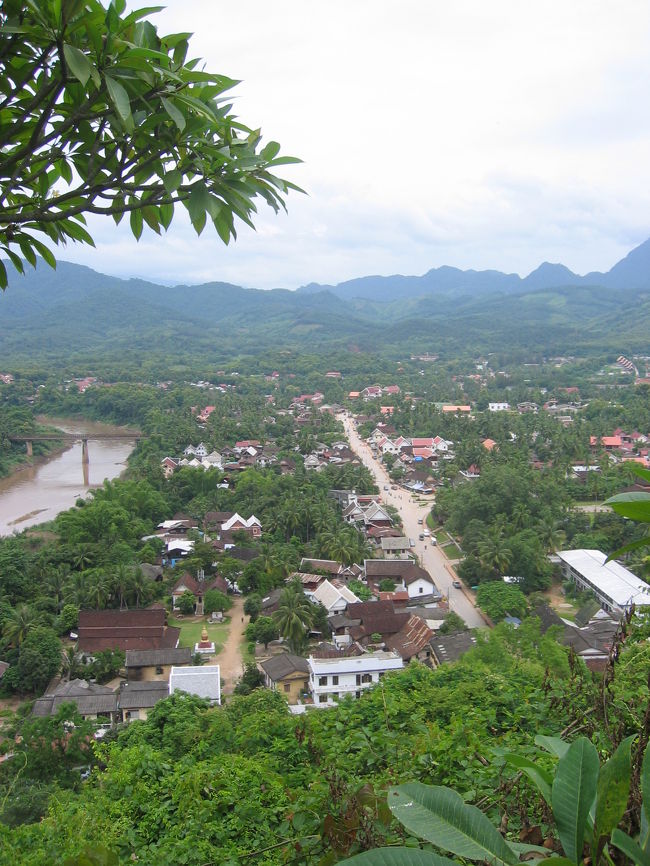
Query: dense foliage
xmin=2 ymin=610 xmax=649 ymax=865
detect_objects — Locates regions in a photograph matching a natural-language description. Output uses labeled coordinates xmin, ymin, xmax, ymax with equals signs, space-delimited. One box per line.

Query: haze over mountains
xmin=298 ymin=237 xmax=650 ymax=301
xmin=1 ymin=238 xmax=649 ymax=367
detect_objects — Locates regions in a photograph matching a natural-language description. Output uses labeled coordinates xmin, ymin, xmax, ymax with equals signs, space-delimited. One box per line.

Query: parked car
xmin=419 ymin=533 xmax=425 ymax=540
xmin=383 ymin=485 xmax=389 ymax=490
xmin=417 ymin=518 xmax=423 ymax=525
xmin=452 ymin=580 xmax=462 ymax=589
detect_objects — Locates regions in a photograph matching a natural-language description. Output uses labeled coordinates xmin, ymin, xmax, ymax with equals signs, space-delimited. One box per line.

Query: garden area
xmin=167 ymin=616 xmax=231 ymax=653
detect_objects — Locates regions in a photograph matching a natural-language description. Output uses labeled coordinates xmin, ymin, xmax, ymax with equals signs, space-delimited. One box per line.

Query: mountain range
xmin=298 ymin=237 xmax=650 ymax=301
xmin=1 ymin=238 xmax=649 ymax=370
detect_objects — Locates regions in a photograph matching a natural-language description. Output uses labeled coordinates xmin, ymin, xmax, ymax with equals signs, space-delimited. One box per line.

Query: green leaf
xmin=389 ymin=784 xmax=518 ymax=866
xmin=641 ymin=741 xmax=650 ymax=852
xmin=339 ymin=849 xmax=458 ymax=866
xmin=163 ymin=169 xmax=183 ymax=193
xmin=129 ymin=208 xmax=143 ymax=240
xmin=63 ymin=44 xmax=99 ymax=88
xmin=612 ymin=830 xmax=650 ymax=866
xmin=607 ymin=534 xmax=650 ymax=561
xmin=605 ymin=493 xmax=650 ymax=523
xmin=537 ymin=859 xmax=577 ymax=866
xmin=160 ymin=96 xmax=186 ymax=131
xmin=535 ymin=736 xmax=571 ymax=760
xmin=594 ymin=736 xmax=634 ymax=849
xmin=29 ymin=237 xmax=57 ymax=269
xmin=0 ymin=258 xmax=7 ymax=289
xmin=105 ymin=75 xmax=133 ymax=128
xmin=503 ymin=753 xmax=552 ymax=804
xmin=4 ymin=249 xmax=24 ymax=273
xmin=261 ymin=140 xmax=281 ymax=160
xmin=551 ymin=737 xmax=599 ymax=863
xmin=186 ymin=182 xmax=210 ymax=232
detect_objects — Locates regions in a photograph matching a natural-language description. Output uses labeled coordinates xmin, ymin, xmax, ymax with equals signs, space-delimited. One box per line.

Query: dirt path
xmin=341 ymin=413 xmax=487 ymax=629
xmin=218 ymin=596 xmax=248 ymax=695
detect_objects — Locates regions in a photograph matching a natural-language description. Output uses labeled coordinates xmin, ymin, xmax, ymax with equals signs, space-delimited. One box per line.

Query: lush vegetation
xmin=2 ymin=609 xmax=649 ymax=865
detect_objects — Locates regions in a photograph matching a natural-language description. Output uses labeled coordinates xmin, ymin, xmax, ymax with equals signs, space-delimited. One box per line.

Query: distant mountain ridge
xmin=299 ymin=237 xmax=650 ymax=301
xmin=1 ymin=237 xmax=649 ymax=366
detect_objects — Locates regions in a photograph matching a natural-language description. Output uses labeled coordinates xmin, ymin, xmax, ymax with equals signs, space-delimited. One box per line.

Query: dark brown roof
xmin=260 ymin=653 xmax=309 ymax=681
xmin=348 ymin=600 xmax=395 ymax=619
xmin=386 ymin=615 xmax=433 ymax=660
xmin=171 ymin=573 xmax=228 ymax=596
xmin=365 ymin=560 xmax=433 ymax=587
xmin=78 ymin=608 xmax=180 ymax=652
xmin=300 ymin=558 xmax=341 ymax=575
xmin=125 ymin=647 xmax=192 ymax=668
xmin=347 ymin=601 xmax=410 ymax=640
xmin=203 ymin=511 xmax=234 ymax=526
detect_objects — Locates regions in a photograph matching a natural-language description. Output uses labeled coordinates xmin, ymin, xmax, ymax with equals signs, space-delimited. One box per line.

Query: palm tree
xmin=72 ymin=543 xmax=96 ymax=571
xmin=46 ymin=565 xmax=70 ymax=613
xmin=537 ymin=517 xmax=566 ymax=554
xmin=64 ymin=571 xmax=87 ymax=607
xmin=2 ymin=604 xmax=35 ymax=647
xmin=85 ymin=577 xmax=110 ymax=610
xmin=129 ymin=566 xmax=151 ymax=608
xmin=477 ymin=529 xmax=512 ymax=579
xmin=512 ymin=503 xmax=530 ymax=531
xmin=273 ymin=584 xmax=314 ymax=653
xmin=111 ymin=564 xmax=133 ymax=610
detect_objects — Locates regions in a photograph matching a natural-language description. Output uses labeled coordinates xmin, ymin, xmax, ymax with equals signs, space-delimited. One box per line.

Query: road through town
xmin=341 ymin=414 xmax=487 ymax=629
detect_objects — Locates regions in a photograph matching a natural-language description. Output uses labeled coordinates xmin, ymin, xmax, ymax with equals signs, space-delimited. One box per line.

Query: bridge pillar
xmin=26 ymin=440 xmax=33 ymax=458
xmin=81 ymin=437 xmax=89 ymax=465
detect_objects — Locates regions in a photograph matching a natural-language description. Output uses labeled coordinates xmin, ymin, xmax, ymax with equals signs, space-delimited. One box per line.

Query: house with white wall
xmin=308 ymin=651 xmax=403 ymax=706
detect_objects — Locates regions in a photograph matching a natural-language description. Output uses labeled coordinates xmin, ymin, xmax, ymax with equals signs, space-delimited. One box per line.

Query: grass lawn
xmin=168 ymin=616 xmax=231 ymax=653
xmin=434 ymin=528 xmax=451 ymax=544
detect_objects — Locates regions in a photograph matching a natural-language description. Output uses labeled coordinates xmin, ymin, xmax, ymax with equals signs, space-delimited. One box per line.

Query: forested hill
xmin=299 ymin=236 xmax=650 ymax=301
xmin=1 ymin=245 xmax=649 ymax=367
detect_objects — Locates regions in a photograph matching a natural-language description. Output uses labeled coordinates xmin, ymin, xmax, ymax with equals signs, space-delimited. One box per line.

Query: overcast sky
xmin=67 ymin=1 xmax=650 ymax=288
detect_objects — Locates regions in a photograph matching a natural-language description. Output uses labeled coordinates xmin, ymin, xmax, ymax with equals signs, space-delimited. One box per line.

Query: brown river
xmin=0 ymin=418 xmax=137 ymax=536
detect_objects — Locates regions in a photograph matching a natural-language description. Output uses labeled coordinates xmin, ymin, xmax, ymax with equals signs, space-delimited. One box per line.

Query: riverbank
xmin=0 ymin=418 xmax=139 ymax=536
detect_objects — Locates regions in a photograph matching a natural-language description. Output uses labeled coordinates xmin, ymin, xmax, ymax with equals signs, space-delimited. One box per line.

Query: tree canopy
xmin=0 ymin=0 xmax=301 ymax=287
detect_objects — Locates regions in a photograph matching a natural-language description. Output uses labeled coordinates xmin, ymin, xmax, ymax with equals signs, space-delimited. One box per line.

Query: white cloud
xmin=60 ymin=0 xmax=650 ymax=286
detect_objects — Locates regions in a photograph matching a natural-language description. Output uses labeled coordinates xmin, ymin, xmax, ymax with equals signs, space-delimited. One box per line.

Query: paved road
xmin=341 ymin=414 xmax=487 ymax=629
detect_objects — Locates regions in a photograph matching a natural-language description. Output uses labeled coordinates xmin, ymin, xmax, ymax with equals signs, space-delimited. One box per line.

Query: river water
xmin=0 ymin=419 xmax=137 ymax=536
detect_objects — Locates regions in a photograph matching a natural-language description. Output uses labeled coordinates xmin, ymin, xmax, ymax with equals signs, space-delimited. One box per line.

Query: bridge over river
xmin=10 ymin=432 xmax=142 ymax=463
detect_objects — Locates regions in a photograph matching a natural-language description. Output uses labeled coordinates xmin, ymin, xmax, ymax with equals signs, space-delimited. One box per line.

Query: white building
xmin=557 ymin=549 xmax=650 ymax=615
xmin=169 ymin=664 xmax=221 ymax=705
xmin=308 ymin=651 xmax=403 ymax=707
xmin=488 ymin=402 xmax=510 ymax=412
xmin=311 ymin=579 xmax=360 ymax=615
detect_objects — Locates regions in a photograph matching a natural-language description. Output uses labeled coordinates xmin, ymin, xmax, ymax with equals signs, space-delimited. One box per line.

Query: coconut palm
xmin=85 ymin=576 xmax=110 ymax=610
xmin=477 ymin=529 xmax=512 ymax=579
xmin=128 ymin=566 xmax=151 ymax=608
xmin=111 ymin=563 xmax=134 ymax=610
xmin=537 ymin=517 xmax=567 ymax=554
xmin=273 ymin=584 xmax=314 ymax=653
xmin=2 ymin=604 xmax=35 ymax=647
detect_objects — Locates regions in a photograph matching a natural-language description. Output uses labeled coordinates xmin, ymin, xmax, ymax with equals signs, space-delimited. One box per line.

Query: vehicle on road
xmin=417 ymin=518 xmax=423 ymax=525
xmin=452 ymin=580 xmax=462 ymax=589
xmin=383 ymin=485 xmax=389 ymax=490
xmin=391 ymin=485 xmax=397 ymax=490
xmin=419 ymin=533 xmax=425 ymax=540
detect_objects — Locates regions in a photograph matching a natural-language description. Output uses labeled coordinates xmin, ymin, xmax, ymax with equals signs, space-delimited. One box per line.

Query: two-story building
xmin=308 ymin=650 xmax=403 ymax=706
